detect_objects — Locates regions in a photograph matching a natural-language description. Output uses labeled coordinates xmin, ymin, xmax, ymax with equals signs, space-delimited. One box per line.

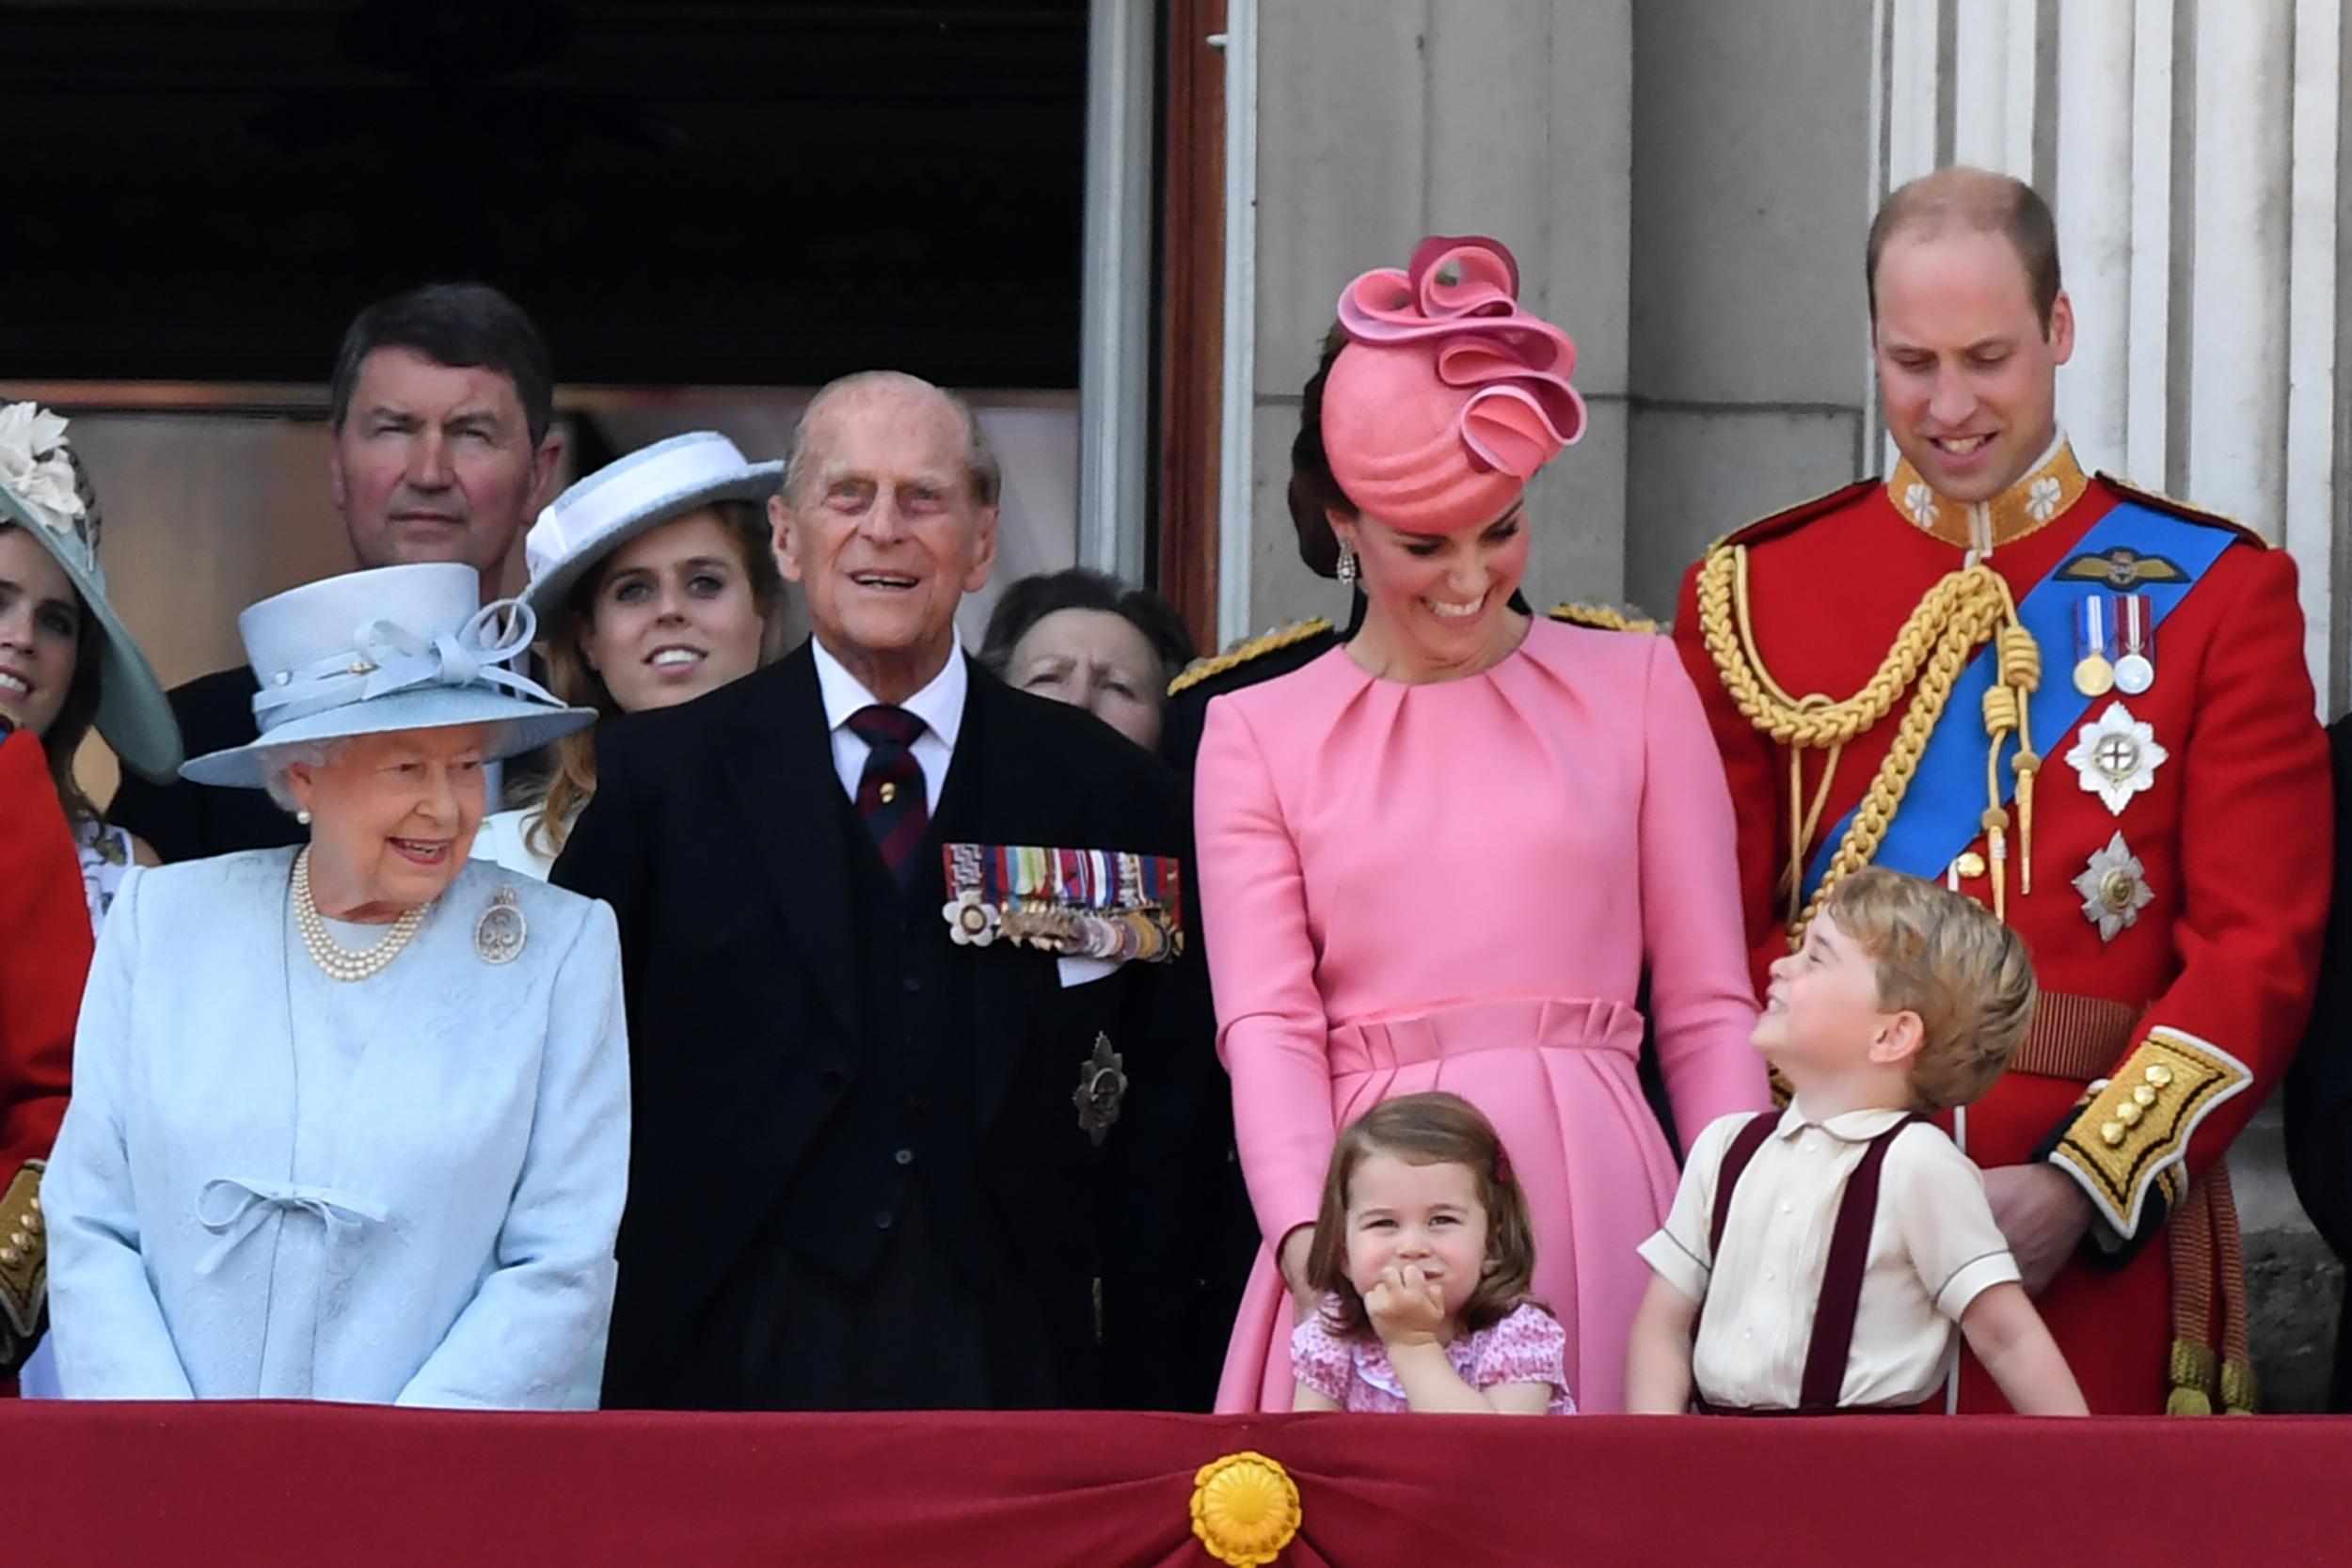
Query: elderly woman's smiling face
xmin=287 ymin=723 xmax=491 ymax=918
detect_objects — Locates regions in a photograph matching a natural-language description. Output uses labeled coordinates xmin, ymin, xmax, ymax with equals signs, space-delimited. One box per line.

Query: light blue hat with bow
xmin=179 ymin=562 xmax=596 ymax=788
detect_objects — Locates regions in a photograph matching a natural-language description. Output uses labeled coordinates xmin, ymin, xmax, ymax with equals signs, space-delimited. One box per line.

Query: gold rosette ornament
xmin=1190 ymin=1451 xmax=1301 ymax=1568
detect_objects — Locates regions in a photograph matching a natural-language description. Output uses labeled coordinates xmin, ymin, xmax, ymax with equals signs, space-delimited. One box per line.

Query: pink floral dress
xmin=1290 ymin=1300 xmax=1576 ymax=1414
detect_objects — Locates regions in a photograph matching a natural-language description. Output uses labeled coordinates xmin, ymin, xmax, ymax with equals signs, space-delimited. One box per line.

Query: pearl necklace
xmin=292 ymin=847 xmax=432 ymax=983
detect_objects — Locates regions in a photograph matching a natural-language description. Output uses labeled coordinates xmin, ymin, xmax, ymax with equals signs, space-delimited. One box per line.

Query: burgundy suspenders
xmin=1695 ymin=1111 xmax=1920 ymax=1415
xmin=1689 ymin=1112 xmax=1778 ymax=1376
xmin=1707 ymin=1112 xmax=1780 ymax=1259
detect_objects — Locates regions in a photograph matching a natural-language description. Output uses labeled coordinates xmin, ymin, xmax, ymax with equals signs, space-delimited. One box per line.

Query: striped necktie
xmin=847 ymin=705 xmax=929 ymax=882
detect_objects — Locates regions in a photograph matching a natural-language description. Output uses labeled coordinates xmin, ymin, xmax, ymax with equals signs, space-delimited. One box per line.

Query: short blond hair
xmin=1822 ymin=867 xmax=2037 ymax=1111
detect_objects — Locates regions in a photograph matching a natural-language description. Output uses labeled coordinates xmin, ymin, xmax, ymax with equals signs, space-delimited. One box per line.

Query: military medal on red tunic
xmin=2065 ymin=700 xmax=2169 ymax=816
xmin=2073 ymin=830 xmax=2154 ymax=942
xmin=2073 ymin=594 xmax=2116 ymax=697
xmin=2115 ymin=593 xmax=2155 ymax=695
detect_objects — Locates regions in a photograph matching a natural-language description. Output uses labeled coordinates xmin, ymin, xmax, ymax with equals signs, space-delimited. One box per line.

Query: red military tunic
xmin=1673 ymin=439 xmax=2329 ymax=1413
xmin=0 ymin=729 xmax=94 ymax=1380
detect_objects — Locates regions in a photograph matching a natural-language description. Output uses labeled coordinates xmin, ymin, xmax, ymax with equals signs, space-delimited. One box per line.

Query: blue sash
xmin=1799 ymin=500 xmax=2235 ymax=901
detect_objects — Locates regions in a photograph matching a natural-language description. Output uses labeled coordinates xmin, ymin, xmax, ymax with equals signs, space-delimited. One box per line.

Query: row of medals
xmin=2065 ymin=590 xmax=2162 ymax=941
xmin=1946 ymin=589 xmax=2164 ymax=933
xmin=2072 ymin=591 xmax=2155 ymax=697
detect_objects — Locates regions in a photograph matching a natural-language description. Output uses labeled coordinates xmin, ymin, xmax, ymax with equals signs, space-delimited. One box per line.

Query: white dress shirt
xmin=1639 ymin=1100 xmax=2023 ymax=1409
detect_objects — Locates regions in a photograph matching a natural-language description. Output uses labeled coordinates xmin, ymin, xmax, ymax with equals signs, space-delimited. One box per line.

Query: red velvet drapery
xmin=10 ymin=1404 xmax=2350 ymax=1567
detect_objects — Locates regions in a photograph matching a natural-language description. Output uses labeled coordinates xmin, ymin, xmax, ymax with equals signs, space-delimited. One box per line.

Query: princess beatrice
xmin=44 ymin=562 xmax=629 ymax=1407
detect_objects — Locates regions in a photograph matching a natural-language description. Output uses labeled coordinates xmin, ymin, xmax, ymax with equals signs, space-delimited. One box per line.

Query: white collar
xmin=1774 ymin=1098 xmax=1915 ymax=1144
xmin=809 ymin=633 xmax=967 ymax=751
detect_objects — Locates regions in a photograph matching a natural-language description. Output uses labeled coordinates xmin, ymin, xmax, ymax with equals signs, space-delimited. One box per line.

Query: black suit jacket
xmin=106 ymin=666 xmax=302 ymax=862
xmin=552 ymin=647 xmax=1215 ymax=1409
xmin=2285 ymin=714 xmax=2352 ymax=1408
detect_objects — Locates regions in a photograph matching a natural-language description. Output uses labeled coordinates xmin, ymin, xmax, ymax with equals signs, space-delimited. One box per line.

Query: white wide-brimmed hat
xmin=0 ymin=403 xmax=183 ymax=783
xmin=180 ymin=562 xmax=596 ymax=789
xmin=521 ymin=431 xmax=783 ymax=626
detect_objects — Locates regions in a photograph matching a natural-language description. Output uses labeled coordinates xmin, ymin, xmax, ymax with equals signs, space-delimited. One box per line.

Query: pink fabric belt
xmin=1326 ymin=996 xmax=1645 ymax=1076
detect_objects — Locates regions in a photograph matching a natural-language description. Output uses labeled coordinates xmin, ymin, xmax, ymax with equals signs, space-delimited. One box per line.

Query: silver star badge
xmin=2065 ymin=701 xmax=2169 ymax=816
xmin=2072 ymin=832 xmax=2153 ymax=942
xmin=1073 ymin=1033 xmax=1128 ymax=1147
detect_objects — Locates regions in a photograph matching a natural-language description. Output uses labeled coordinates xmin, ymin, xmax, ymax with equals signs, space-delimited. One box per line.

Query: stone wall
xmin=1623 ymin=0 xmax=1876 ymax=617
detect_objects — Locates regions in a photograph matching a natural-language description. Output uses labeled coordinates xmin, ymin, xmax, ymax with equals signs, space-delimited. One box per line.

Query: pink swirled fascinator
xmin=1319 ymin=235 xmax=1586 ymax=535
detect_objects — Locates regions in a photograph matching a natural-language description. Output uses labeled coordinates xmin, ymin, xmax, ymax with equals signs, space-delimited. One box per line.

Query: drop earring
xmin=1336 ymin=540 xmax=1359 ymax=586
xmin=295 ymin=809 xmax=312 ymax=827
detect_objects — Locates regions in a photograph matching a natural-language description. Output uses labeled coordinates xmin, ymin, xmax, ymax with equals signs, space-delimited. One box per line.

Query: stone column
xmin=1623 ymin=0 xmax=1878 ymax=617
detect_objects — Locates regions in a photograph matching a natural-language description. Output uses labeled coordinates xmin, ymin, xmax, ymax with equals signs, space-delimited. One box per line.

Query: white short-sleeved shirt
xmin=1637 ymin=1101 xmax=2021 ymax=1410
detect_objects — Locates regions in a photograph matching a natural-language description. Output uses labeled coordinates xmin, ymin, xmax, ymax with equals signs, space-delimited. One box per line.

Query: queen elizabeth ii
xmin=43 ymin=562 xmax=628 ymax=1407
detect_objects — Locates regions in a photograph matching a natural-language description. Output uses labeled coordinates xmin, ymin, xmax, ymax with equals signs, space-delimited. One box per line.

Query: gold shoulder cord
xmin=1696 ymin=545 xmax=2042 ymax=942
xmin=1166 ymin=618 xmax=1334 ymax=698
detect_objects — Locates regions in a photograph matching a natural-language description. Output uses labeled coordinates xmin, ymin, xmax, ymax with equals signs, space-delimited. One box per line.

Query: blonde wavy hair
xmin=1823 ymin=866 xmax=2039 ymax=1112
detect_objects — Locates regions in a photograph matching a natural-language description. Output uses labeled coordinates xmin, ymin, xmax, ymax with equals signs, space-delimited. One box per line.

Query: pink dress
xmin=1291 ymin=1301 xmax=1577 ymax=1414
xmin=1197 ymin=618 xmax=1770 ymax=1412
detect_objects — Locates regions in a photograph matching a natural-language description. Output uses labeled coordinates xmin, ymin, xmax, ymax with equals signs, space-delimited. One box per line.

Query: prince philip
xmin=556 ymin=372 xmax=1208 ymax=1410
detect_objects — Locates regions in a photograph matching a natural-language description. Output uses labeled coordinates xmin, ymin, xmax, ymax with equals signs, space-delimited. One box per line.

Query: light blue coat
xmin=44 ymin=848 xmax=629 ymax=1407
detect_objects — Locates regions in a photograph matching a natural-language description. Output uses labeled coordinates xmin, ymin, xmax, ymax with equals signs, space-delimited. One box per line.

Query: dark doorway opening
xmin=0 ymin=1 xmax=1089 ymax=389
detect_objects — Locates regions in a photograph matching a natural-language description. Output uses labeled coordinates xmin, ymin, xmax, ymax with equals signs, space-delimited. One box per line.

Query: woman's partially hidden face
xmin=291 ymin=723 xmax=491 ymax=917
xmin=1008 ymin=607 xmax=1166 ymax=750
xmin=0 ymin=524 xmax=83 ymax=738
xmin=577 ymin=509 xmax=770 ymax=714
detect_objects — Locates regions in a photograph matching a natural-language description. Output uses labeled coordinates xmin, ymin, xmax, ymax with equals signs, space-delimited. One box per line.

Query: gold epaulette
xmin=2051 ymin=1026 xmax=2253 ymax=1241
xmin=2094 ymin=472 xmax=2271 ymax=547
xmin=0 ymin=1162 xmax=45 ymax=1342
xmin=1705 ymin=477 xmax=1883 ymax=558
xmin=1167 ymin=618 xmax=1334 ymax=698
xmin=1547 ymin=601 xmax=1660 ymax=635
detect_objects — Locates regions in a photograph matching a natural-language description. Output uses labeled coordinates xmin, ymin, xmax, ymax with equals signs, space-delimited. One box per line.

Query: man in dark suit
xmin=108 ymin=281 xmax=563 ymax=860
xmin=555 ymin=371 xmax=1207 ymax=1411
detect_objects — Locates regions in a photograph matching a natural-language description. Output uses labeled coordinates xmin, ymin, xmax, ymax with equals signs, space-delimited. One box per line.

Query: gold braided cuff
xmin=2051 ymin=1028 xmax=2251 ymax=1241
xmin=0 ymin=1161 xmax=46 ymax=1341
